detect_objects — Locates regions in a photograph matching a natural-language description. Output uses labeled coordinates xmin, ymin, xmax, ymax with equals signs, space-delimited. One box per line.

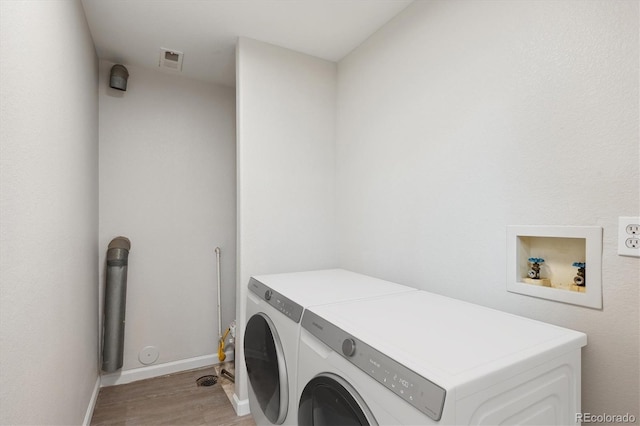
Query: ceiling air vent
xmin=159 ymin=48 xmax=183 ymax=72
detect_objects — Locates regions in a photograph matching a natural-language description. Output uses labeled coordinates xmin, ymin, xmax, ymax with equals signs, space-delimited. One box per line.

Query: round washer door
xmin=244 ymin=313 xmax=289 ymax=424
xmin=298 ymin=373 xmax=378 ymax=426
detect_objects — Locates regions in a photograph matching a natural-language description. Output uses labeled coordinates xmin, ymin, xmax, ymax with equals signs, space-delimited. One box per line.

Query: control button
xmin=342 ymin=338 xmax=356 ymax=357
xmin=264 ymin=290 xmax=272 ymax=301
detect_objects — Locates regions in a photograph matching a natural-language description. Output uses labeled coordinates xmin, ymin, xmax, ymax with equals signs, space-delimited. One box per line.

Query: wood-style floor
xmin=90 ymin=365 xmax=255 ymax=426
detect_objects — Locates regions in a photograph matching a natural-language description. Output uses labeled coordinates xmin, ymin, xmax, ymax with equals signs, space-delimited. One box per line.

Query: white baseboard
xmin=233 ymin=393 xmax=251 ymax=416
xmin=83 ymin=376 xmax=101 ymax=426
xmin=101 ymin=351 xmax=234 ymax=387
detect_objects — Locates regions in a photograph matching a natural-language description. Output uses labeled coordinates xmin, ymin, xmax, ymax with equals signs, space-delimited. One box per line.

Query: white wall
xmin=99 ymin=62 xmax=236 ymax=372
xmin=0 ymin=1 xmax=99 ymax=424
xmin=235 ymin=37 xmax=337 ymax=409
xmin=337 ymin=0 xmax=638 ymax=417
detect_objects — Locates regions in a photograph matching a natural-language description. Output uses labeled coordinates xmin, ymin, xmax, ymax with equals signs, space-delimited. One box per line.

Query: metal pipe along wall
xmin=102 ymin=236 xmax=131 ymax=373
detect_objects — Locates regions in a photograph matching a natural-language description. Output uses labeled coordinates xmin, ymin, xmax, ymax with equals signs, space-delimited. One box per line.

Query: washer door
xmin=298 ymin=373 xmax=378 ymax=426
xmin=244 ymin=313 xmax=289 ymax=424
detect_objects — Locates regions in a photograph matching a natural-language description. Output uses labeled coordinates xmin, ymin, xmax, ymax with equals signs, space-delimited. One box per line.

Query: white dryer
xmin=297 ymin=290 xmax=587 ymax=425
xmin=244 ymin=269 xmax=417 ymax=425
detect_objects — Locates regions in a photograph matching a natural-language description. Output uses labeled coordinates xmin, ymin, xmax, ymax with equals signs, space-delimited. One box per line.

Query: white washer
xmin=297 ymin=290 xmax=587 ymax=425
xmin=244 ymin=269 xmax=417 ymax=425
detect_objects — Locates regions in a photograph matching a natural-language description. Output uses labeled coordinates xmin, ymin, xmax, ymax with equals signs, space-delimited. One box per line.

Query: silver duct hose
xmin=102 ymin=236 xmax=131 ymax=373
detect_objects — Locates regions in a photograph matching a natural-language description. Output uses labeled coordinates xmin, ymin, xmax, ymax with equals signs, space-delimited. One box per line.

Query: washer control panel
xmin=302 ymin=310 xmax=446 ymax=421
xmin=248 ymin=278 xmax=304 ymax=323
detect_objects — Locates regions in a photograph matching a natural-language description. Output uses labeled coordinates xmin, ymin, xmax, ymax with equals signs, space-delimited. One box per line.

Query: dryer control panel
xmin=302 ymin=310 xmax=446 ymax=421
xmin=249 ymin=278 xmax=304 ymax=323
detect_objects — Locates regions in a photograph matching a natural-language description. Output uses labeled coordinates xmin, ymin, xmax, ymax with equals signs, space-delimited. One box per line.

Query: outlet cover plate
xmin=618 ymin=216 xmax=640 ymax=257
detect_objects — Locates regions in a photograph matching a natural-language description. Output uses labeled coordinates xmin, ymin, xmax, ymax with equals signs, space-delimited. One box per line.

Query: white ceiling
xmin=81 ymin=0 xmax=413 ymax=88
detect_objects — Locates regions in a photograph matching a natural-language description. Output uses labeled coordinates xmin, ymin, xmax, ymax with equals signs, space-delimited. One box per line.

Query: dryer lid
xmin=250 ymin=269 xmax=416 ymax=308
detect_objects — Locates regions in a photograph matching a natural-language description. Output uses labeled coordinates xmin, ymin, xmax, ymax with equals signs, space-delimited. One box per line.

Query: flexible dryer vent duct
xmin=109 ymin=64 xmax=129 ymax=91
xmin=102 ymin=236 xmax=131 ymax=373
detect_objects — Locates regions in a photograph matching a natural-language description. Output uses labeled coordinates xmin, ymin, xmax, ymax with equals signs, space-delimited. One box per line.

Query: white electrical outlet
xmin=618 ymin=216 xmax=640 ymax=257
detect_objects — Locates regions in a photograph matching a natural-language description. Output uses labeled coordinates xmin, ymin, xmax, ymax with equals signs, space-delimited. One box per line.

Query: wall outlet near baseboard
xmin=618 ymin=217 xmax=640 ymax=257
